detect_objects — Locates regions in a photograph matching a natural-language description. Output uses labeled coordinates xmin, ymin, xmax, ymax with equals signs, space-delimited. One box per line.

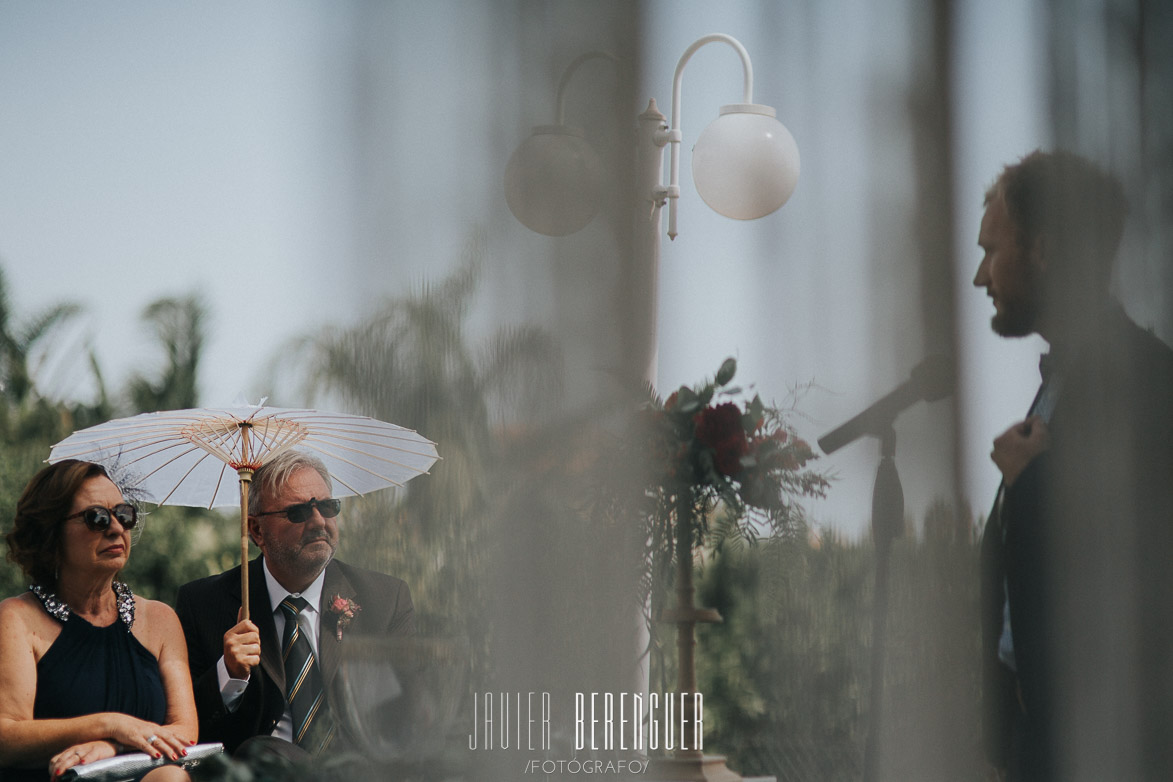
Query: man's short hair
xmin=986 ymin=149 xmax=1127 ymax=293
xmin=248 ymin=450 xmax=333 ymax=515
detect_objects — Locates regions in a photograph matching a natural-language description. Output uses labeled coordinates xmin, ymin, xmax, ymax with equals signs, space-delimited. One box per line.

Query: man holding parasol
xmin=175 ymin=450 xmax=415 ymax=759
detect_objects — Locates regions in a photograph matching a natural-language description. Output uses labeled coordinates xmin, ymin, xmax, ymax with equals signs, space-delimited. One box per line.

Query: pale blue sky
xmin=0 ymin=0 xmax=1056 ymax=536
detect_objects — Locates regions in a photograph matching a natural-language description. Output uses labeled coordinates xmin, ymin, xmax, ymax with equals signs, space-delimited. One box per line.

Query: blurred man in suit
xmin=975 ymin=150 xmax=1173 ymax=780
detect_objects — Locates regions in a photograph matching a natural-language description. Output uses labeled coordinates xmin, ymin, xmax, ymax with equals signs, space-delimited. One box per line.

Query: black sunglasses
xmin=66 ymin=504 xmax=139 ymax=532
xmin=253 ymin=497 xmax=342 ymax=524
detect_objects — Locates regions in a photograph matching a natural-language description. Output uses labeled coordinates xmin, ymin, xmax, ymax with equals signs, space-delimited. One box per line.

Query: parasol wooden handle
xmin=238 ymin=468 xmax=254 ymax=621
xmin=238 ymin=424 xmax=254 ymax=622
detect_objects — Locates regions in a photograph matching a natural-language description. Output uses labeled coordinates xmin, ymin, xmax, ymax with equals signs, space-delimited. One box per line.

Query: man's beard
xmin=267 ymin=532 xmax=337 ymax=577
xmin=991 ymin=307 xmax=1035 ymax=337
xmin=990 ymin=287 xmax=1040 ymax=338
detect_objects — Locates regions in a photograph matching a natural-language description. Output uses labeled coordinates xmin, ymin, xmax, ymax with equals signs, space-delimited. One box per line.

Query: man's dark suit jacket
xmin=175 ymin=556 xmax=415 ymax=756
xmin=980 ymin=307 xmax=1173 ymax=779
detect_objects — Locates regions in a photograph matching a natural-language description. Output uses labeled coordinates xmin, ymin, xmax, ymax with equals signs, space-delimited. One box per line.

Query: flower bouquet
xmin=632 ymin=357 xmax=829 ymax=777
xmin=641 ymin=357 xmax=829 ymax=586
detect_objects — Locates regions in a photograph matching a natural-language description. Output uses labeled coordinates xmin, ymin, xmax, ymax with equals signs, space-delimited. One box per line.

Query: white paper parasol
xmin=49 ymin=403 xmax=439 ymax=617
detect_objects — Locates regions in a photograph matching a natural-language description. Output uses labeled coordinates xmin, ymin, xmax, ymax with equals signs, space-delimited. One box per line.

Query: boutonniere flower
xmin=327 ymin=595 xmax=361 ymax=641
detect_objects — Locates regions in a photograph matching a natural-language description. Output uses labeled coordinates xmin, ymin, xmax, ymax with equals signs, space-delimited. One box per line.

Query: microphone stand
xmin=817 ymin=358 xmax=952 ymax=779
xmin=863 ymin=424 xmax=904 ymax=782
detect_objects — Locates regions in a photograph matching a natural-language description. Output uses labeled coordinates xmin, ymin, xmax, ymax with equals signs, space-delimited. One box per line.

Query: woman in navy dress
xmin=0 ymin=460 xmax=198 ymax=781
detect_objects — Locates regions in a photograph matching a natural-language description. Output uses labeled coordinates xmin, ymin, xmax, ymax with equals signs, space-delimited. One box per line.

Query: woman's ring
xmin=147 ymin=735 xmax=158 ymax=744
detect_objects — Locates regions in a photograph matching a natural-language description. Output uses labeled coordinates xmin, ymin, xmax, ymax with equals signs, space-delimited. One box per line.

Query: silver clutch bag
xmin=59 ymin=742 xmax=224 ymax=782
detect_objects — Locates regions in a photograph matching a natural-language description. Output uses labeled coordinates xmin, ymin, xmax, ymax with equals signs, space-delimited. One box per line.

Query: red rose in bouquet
xmin=694 ymin=402 xmax=749 ymax=477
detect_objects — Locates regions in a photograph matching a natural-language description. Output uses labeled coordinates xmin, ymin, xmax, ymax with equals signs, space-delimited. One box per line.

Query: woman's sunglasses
xmin=253 ymin=497 xmax=342 ymax=524
xmin=66 ymin=504 xmax=139 ymax=532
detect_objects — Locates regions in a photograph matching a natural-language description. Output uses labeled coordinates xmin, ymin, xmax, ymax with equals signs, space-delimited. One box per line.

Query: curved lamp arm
xmin=505 ymin=51 xmax=619 ymax=237
xmin=660 ymin=34 xmax=755 ymax=239
xmin=555 ymin=50 xmax=621 ymax=126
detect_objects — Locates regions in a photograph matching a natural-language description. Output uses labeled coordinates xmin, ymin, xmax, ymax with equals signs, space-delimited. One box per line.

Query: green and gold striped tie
xmin=279 ymin=596 xmax=336 ymax=754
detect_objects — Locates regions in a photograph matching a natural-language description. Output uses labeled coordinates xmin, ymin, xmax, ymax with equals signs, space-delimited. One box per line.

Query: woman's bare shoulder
xmin=132 ymin=595 xmax=183 ymax=646
xmin=0 ymin=592 xmax=60 ymax=655
xmin=136 ymin=595 xmax=180 ymax=623
xmin=0 ymin=592 xmax=42 ymax=626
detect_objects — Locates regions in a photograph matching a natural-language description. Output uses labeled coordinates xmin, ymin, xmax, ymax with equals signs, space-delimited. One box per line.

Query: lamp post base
xmin=645 ymin=754 xmax=742 ymax=782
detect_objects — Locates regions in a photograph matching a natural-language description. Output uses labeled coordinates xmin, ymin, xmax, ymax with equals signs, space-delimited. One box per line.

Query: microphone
xmin=817 ymin=355 xmax=954 ymax=455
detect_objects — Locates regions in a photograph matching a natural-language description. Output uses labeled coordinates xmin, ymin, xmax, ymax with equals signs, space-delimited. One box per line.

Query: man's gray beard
xmin=271 ymin=534 xmax=337 ymax=578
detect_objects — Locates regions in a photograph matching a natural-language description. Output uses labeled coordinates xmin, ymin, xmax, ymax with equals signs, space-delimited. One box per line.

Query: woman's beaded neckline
xmin=29 ymin=581 xmax=136 ymax=631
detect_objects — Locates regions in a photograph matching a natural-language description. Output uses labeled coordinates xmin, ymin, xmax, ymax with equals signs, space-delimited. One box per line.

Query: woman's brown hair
xmin=6 ymin=460 xmax=110 ymax=587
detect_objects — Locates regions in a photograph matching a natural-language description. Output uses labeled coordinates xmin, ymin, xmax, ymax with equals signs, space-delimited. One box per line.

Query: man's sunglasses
xmin=253 ymin=497 xmax=342 ymax=524
xmin=66 ymin=504 xmax=139 ymax=532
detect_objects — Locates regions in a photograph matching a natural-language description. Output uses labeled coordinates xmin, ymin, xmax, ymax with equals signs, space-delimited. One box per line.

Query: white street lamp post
xmin=506 ymin=34 xmax=799 ymax=782
xmin=506 ymin=34 xmax=799 ymax=385
xmin=659 ymin=34 xmax=800 ymax=239
xmin=627 ymin=32 xmax=800 ymax=398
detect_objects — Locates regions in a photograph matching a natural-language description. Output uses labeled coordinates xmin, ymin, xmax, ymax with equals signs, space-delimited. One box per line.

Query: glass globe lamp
xmin=691 ymin=103 xmax=800 ymax=220
xmin=504 ymin=125 xmax=602 ymax=236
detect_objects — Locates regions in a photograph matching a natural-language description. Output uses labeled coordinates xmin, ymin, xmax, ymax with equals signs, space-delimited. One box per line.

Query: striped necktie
xmin=279 ymin=596 xmax=336 ymax=753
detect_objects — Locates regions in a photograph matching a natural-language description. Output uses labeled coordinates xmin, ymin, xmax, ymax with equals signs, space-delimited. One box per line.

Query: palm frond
xmin=126 ymin=294 xmax=209 ymax=411
xmin=0 ymin=264 xmax=14 ymax=349
xmin=17 ymin=302 xmax=82 ymax=349
xmin=475 ymin=324 xmax=563 ymax=423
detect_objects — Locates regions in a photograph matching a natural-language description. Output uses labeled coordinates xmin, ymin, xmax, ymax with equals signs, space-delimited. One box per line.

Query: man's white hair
xmin=247 ymin=450 xmax=333 ymax=516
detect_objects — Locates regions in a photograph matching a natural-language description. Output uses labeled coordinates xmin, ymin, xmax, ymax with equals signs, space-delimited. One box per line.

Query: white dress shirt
xmin=216 ymin=560 xmax=327 ymax=742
